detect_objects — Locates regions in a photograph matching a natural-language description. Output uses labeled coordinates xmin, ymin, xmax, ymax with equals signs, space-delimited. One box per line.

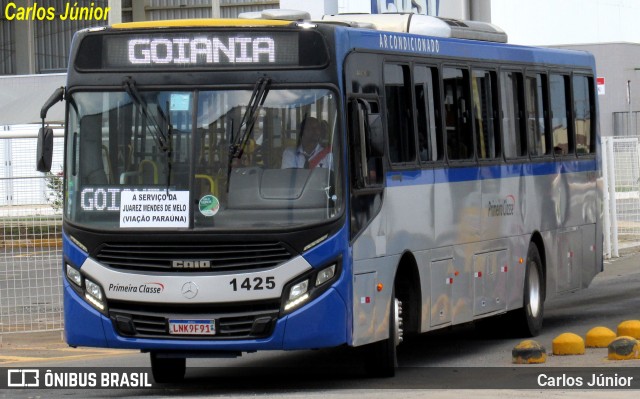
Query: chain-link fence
xmin=1 ymin=125 xmax=64 ymax=335
xmin=602 ymin=136 xmax=640 ymax=258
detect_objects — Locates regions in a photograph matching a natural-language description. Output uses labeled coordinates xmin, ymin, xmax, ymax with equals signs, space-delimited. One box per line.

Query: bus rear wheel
xmin=150 ymin=352 xmax=186 ymax=383
xmin=365 ymin=291 xmax=403 ymax=377
xmin=512 ymin=243 xmax=544 ymax=337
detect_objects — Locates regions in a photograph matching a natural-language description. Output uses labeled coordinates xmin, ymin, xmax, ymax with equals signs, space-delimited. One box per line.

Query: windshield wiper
xmin=124 ymin=78 xmax=174 ymax=192
xmin=123 ymin=77 xmax=169 ymax=152
xmin=226 ymin=77 xmax=271 ymax=191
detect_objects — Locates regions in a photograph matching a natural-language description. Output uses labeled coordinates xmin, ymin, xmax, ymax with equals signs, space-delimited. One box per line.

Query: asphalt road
xmin=0 ymin=246 xmax=63 ymax=332
xmin=2 ymin=251 xmax=640 ymax=398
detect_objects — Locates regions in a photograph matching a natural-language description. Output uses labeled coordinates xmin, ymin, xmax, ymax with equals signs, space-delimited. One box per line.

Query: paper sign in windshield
xmin=119 ymin=191 xmax=189 ymax=228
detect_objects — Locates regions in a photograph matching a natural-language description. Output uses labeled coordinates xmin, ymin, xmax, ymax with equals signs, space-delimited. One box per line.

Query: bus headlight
xmin=315 ymin=264 xmax=336 ymax=286
xmin=84 ymin=278 xmax=106 ymax=311
xmin=281 ymin=259 xmax=341 ymax=315
xmin=65 ymin=264 xmax=108 ymax=314
xmin=289 ymin=280 xmax=309 ymax=300
xmin=66 ymin=264 xmax=82 ymax=287
xmin=285 ymin=280 xmax=309 ymax=311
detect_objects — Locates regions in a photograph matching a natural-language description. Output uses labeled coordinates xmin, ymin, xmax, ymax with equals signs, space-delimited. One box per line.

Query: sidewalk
xmin=617 ymin=240 xmax=640 ymax=257
xmin=0 ymin=330 xmax=134 ymax=365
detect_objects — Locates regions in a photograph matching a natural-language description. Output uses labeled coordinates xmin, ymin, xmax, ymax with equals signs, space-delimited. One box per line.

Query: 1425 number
xmin=229 ymin=276 xmax=276 ymax=291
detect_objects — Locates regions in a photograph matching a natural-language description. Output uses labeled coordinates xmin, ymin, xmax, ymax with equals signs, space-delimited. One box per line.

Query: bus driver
xmin=281 ymin=116 xmax=332 ymax=169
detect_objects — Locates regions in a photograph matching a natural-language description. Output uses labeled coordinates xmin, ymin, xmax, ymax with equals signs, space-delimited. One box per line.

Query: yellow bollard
xmin=608 ymin=336 xmax=640 ymax=360
xmin=585 ymin=326 xmax=617 ymax=348
xmin=552 ymin=333 xmax=585 ymax=355
xmin=617 ymin=320 xmax=640 ymax=339
xmin=512 ymin=340 xmax=547 ymax=364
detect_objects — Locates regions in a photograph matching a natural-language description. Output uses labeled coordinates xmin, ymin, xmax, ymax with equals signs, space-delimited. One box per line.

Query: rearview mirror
xmin=36 ymin=127 xmax=54 ymax=172
xmin=37 ymin=87 xmax=64 ymax=172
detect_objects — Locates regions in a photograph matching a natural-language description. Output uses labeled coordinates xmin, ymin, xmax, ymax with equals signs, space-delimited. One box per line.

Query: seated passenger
xmin=281 ymin=116 xmax=332 ymax=169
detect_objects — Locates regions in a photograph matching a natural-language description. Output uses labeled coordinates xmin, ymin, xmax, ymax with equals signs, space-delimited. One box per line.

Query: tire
xmin=150 ymin=352 xmax=186 ymax=383
xmin=512 ymin=243 xmax=545 ymax=337
xmin=365 ymin=291 xmax=403 ymax=377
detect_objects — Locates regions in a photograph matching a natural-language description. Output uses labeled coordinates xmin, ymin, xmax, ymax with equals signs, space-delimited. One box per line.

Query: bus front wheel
xmin=150 ymin=352 xmax=186 ymax=383
xmin=365 ymin=290 xmax=403 ymax=377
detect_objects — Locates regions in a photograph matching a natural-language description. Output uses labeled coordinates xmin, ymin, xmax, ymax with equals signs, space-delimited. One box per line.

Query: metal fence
xmin=0 ymin=126 xmax=638 ymax=334
xmin=0 ymin=125 xmax=64 ymax=335
xmin=602 ymin=136 xmax=640 ymax=258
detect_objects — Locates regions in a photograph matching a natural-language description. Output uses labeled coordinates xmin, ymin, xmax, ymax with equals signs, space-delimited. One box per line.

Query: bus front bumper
xmin=64 ymin=279 xmax=348 ymax=352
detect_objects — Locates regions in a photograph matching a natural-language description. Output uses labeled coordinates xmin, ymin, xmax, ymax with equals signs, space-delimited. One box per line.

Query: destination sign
xmin=95 ymin=32 xmax=299 ymax=69
xmin=126 ymin=37 xmax=277 ymax=65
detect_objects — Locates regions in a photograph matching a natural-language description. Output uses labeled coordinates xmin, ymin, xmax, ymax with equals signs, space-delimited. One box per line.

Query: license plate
xmin=168 ymin=319 xmax=216 ymax=335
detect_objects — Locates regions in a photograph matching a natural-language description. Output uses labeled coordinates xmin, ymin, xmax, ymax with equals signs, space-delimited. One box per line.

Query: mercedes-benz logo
xmin=181 ymin=282 xmax=198 ymax=299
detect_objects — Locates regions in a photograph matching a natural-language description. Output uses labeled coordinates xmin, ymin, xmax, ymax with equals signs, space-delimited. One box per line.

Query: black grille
xmin=96 ymin=242 xmax=294 ymax=272
xmin=109 ymin=301 xmax=280 ymax=340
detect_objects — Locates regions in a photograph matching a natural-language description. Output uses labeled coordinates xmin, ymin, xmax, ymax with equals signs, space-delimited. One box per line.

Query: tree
xmin=45 ymin=171 xmax=64 ymax=213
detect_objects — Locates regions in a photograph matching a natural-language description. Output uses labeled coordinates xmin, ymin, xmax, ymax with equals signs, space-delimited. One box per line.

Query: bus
xmin=37 ymin=12 xmax=602 ymax=380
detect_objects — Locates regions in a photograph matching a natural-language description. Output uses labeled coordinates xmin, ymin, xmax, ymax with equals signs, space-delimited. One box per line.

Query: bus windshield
xmin=65 ymin=87 xmax=342 ymax=230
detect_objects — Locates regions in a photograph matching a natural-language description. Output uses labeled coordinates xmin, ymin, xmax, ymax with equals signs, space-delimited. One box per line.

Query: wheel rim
xmin=528 ymin=261 xmax=541 ymax=318
xmin=393 ymin=298 xmax=404 ymax=346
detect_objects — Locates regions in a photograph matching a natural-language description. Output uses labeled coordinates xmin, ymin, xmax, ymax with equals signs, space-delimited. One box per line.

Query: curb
xmin=0 ymin=238 xmax=62 ymax=249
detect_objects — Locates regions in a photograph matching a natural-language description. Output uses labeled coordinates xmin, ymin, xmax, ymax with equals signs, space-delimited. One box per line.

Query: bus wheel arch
xmin=364 ymin=251 xmax=420 ymax=377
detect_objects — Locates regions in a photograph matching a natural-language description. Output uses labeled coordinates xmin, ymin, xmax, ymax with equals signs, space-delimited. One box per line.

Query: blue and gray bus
xmin=37 ymin=12 xmax=602 ymax=380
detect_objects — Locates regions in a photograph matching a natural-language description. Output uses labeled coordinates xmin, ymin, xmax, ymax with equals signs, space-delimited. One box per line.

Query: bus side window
xmin=549 ymin=74 xmax=572 ymax=156
xmin=414 ymin=65 xmax=443 ymax=162
xmin=573 ymin=75 xmax=595 ymax=155
xmin=525 ymin=73 xmax=551 ymax=156
xmin=501 ymin=71 xmax=527 ymax=158
xmin=471 ymin=69 xmax=501 ymax=160
xmin=443 ymin=67 xmax=473 ymax=161
xmin=384 ymin=63 xmax=416 ymax=165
